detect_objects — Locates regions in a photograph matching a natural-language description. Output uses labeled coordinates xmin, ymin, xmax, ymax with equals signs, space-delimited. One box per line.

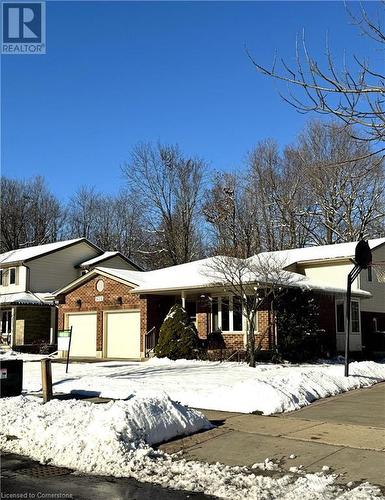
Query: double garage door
xmin=66 ymin=311 xmax=141 ymax=358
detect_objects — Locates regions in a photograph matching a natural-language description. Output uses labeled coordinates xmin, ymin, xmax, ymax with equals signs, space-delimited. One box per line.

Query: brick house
xmin=53 ymin=238 xmax=385 ymax=359
xmin=0 ymin=238 xmax=141 ymax=349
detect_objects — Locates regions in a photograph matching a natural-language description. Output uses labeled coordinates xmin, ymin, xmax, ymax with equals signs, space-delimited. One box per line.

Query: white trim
xmin=209 ymin=294 xmax=256 ymax=334
xmin=335 ymin=299 xmax=361 ymax=334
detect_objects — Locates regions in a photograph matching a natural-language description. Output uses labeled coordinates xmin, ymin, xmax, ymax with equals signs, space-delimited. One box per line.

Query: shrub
xmin=275 ymin=289 xmax=322 ymax=362
xmin=154 ymin=303 xmax=200 ymax=360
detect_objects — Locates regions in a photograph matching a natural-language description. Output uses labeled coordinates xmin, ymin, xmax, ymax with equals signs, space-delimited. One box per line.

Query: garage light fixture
xmin=76 ymin=299 xmax=82 ymax=307
xmin=116 ymin=296 xmax=123 ymax=305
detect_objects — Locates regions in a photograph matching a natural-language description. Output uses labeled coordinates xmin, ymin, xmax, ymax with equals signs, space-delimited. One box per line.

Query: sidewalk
xmin=160 ymin=382 xmax=385 ymax=487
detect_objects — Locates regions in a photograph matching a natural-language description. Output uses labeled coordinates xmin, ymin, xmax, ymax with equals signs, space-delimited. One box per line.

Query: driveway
xmin=160 ymin=382 xmax=385 ymax=488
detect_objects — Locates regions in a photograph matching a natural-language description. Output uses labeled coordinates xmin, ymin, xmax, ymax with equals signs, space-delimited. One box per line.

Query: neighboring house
xmin=0 ymin=239 xmax=141 ymax=349
xmin=53 ymin=238 xmax=385 ymax=360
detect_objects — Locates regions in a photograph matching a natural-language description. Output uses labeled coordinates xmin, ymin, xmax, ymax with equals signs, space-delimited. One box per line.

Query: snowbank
xmin=18 ymin=357 xmax=385 ymax=414
xmin=0 ymin=349 xmax=55 ymax=361
xmin=0 ymin=396 xmax=383 ymax=500
xmin=0 ymin=394 xmax=211 ymax=459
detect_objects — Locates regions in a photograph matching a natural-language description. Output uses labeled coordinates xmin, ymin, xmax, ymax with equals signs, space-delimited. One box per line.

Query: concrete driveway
xmin=160 ymin=382 xmax=385 ymax=488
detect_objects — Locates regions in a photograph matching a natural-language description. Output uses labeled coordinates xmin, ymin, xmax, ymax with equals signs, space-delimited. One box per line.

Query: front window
xmin=221 ymin=297 xmax=230 ymax=331
xmin=211 ymin=297 xmax=219 ymax=331
xmin=233 ymin=296 xmax=243 ymax=331
xmin=9 ymin=268 xmax=16 ymax=285
xmin=211 ymin=296 xmax=245 ymax=332
xmin=336 ymin=301 xmax=360 ymax=333
xmin=351 ymin=301 xmax=360 ymax=333
xmin=1 ymin=310 xmax=12 ymax=343
xmin=336 ymin=302 xmax=345 ymax=333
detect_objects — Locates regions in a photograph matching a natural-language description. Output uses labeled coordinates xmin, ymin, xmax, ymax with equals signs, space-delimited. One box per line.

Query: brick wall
xmin=196 ymin=298 xmax=210 ymax=339
xmin=222 ymin=334 xmax=244 ymax=349
xmin=58 ymin=275 xmax=147 ymax=354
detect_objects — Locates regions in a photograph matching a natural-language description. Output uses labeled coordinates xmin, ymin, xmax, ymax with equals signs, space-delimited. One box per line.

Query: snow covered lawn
xmin=7 ymin=354 xmax=385 ymax=414
xmin=1 ymin=395 xmax=383 ymax=500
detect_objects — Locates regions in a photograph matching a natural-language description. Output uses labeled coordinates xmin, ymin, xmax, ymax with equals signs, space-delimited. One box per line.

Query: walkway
xmin=160 ymin=382 xmax=385 ymax=487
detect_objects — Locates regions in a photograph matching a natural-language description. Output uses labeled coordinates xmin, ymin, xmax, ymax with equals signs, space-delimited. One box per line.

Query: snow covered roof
xmin=80 ymin=252 xmax=120 ymax=267
xmin=0 ymin=238 xmax=96 ymax=265
xmin=0 ymin=292 xmax=53 ymax=305
xmin=252 ymin=238 xmax=385 ymax=269
xmin=79 ymin=251 xmax=142 ymax=270
xmin=96 ymin=261 xmax=371 ymax=297
xmin=53 ymin=239 xmax=382 ymax=297
xmin=97 ymin=257 xmax=221 ymax=292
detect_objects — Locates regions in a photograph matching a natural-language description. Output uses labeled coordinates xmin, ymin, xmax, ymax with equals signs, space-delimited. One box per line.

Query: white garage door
xmin=67 ymin=313 xmax=97 ymax=357
xmin=105 ymin=311 xmax=141 ymax=359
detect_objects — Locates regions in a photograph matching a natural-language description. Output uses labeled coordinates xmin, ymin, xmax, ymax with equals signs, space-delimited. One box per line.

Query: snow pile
xmin=0 ymin=349 xmax=54 ymax=361
xmin=19 ymin=358 xmax=385 ymax=415
xmin=0 ymin=396 xmax=383 ymax=500
xmin=0 ymin=394 xmax=211 ymax=464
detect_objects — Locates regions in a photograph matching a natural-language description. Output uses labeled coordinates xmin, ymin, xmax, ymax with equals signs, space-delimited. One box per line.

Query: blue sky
xmin=1 ymin=1 xmax=382 ymax=200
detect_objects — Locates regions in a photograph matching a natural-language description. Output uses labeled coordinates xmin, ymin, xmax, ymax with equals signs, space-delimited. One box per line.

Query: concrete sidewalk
xmin=160 ymin=382 xmax=385 ymax=487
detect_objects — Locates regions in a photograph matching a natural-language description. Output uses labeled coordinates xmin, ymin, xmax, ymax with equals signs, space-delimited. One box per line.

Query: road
xmin=1 ymin=452 xmax=212 ymax=500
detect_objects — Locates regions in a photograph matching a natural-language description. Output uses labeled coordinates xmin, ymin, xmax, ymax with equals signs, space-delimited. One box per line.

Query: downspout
xmin=271 ymin=297 xmax=278 ymax=350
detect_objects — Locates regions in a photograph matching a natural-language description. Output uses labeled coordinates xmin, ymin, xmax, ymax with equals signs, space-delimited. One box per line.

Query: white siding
xmin=28 ymin=242 xmax=100 ymax=292
xmin=0 ymin=265 xmax=27 ymax=293
xmin=360 ymin=244 xmax=385 ymax=313
xmin=303 ymin=262 xmax=359 ymax=291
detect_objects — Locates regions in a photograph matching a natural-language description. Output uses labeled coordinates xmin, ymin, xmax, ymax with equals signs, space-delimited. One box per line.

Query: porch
xmin=0 ymin=303 xmax=56 ymax=349
xmin=143 ymin=290 xmax=273 ymax=357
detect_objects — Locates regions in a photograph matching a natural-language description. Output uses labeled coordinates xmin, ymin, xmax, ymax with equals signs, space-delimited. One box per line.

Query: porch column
xmin=11 ymin=306 xmax=16 ymax=347
xmin=181 ymin=291 xmax=186 ymax=309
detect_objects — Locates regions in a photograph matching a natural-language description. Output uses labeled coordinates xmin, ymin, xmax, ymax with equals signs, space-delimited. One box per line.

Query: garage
xmin=67 ymin=312 xmax=97 ymax=357
xmin=104 ymin=310 xmax=141 ymax=359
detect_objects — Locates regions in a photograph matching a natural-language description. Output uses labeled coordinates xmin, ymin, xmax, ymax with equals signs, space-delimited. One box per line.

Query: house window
xmin=1 ymin=310 xmax=12 ymax=338
xmin=336 ymin=301 xmax=360 ymax=333
xmin=186 ymin=300 xmax=197 ymax=324
xmin=9 ymin=268 xmax=16 ymax=285
xmin=367 ymin=267 xmax=373 ymax=282
xmin=233 ymin=296 xmax=243 ymax=331
xmin=351 ymin=301 xmax=360 ymax=333
xmin=211 ymin=296 xmax=247 ymax=333
xmin=211 ymin=297 xmax=219 ymax=331
xmin=221 ymin=297 xmax=230 ymax=331
xmin=336 ymin=302 xmax=345 ymax=333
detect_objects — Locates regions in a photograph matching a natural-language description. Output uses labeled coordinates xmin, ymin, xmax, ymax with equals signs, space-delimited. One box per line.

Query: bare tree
xmin=287 ymin=121 xmax=385 ymax=243
xmin=1 ymin=176 xmax=63 ymax=252
xmin=122 ymin=143 xmax=206 ymax=268
xmin=66 ymin=186 xmax=102 ymax=240
xmin=205 ymin=254 xmax=296 ymax=367
xmin=248 ymin=3 xmax=385 ymax=153
xmin=203 ymin=172 xmax=261 ymax=258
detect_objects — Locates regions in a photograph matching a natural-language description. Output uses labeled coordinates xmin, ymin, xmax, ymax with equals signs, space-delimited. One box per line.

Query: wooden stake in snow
xmin=41 ymin=358 xmax=53 ymax=403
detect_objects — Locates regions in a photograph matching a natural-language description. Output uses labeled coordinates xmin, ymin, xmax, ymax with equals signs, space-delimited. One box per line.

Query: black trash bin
xmin=0 ymin=359 xmax=23 ymax=397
